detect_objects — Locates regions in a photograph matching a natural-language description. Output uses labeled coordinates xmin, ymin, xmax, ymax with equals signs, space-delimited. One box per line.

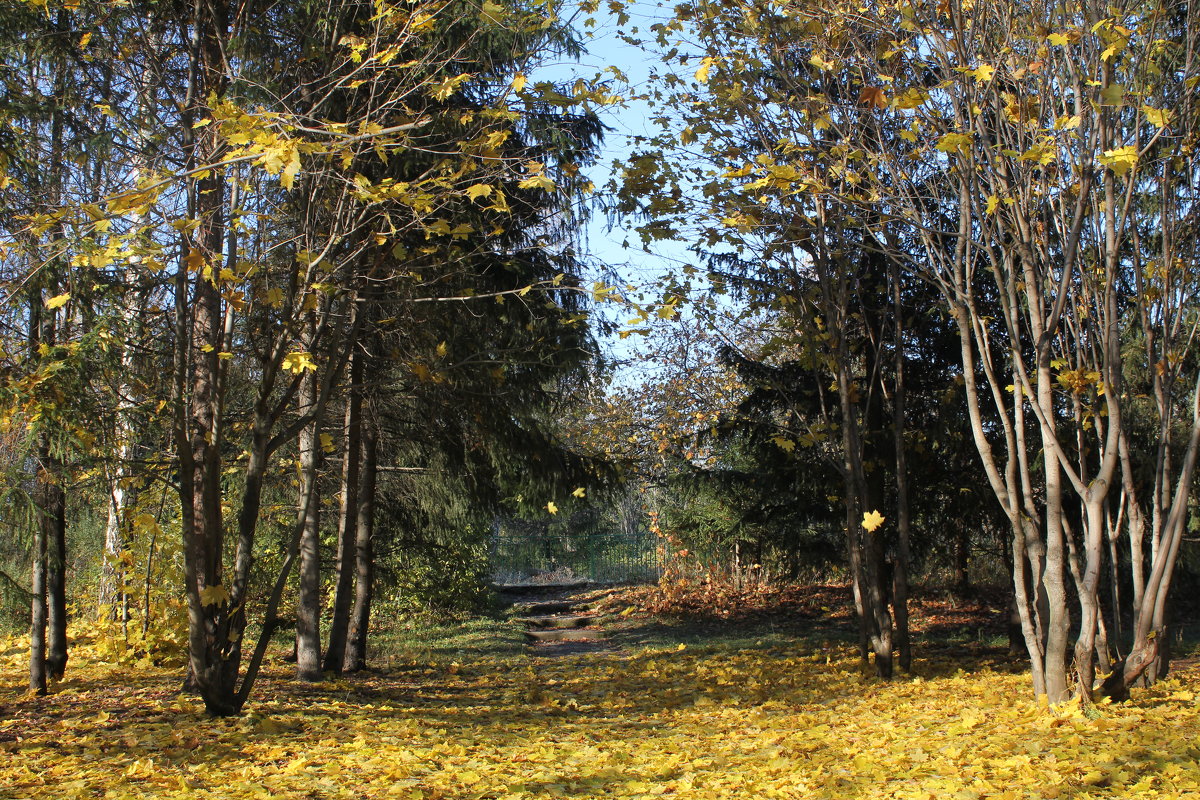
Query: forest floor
xmin=2 ymin=584 xmax=1199 ymax=799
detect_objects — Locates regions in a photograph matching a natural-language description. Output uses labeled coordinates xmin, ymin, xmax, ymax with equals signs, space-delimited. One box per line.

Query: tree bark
xmin=295 ymin=364 xmax=324 ymax=681
xmin=890 ymin=259 xmax=911 ymax=673
xmin=29 ymin=488 xmax=48 ymax=695
xmin=45 ymin=484 xmax=68 ymax=680
xmin=177 ymin=0 xmax=236 ymax=716
xmin=344 ymin=406 xmax=378 ymax=673
xmin=324 ymin=343 xmax=363 ymax=674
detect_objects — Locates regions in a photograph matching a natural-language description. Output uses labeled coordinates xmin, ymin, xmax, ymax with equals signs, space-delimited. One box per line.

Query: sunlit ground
xmin=3 ymin=618 xmax=1199 ymax=800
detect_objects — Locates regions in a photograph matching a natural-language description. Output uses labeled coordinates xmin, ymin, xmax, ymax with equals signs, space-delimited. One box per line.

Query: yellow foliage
xmin=1099 ymin=145 xmax=1139 ymax=176
xmin=280 ymin=351 xmax=317 ymax=374
xmin=1 ymin=634 xmax=1198 ymax=799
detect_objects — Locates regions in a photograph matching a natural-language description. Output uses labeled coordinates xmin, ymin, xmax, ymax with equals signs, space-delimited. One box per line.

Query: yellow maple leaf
xmin=199 ymin=584 xmax=229 ymax=607
xmin=45 ymin=292 xmax=71 ymax=310
xmin=1098 ymin=145 xmax=1138 ymax=176
xmin=771 ymin=436 xmax=796 ymax=453
xmin=808 ymin=53 xmax=836 ymax=72
xmin=572 ymin=487 xmax=586 ymax=498
xmin=281 ymin=351 xmax=317 ymax=373
xmin=517 ymin=174 xmax=555 ymax=192
xmin=186 ymin=248 xmax=205 ymax=272
xmin=466 ymin=183 xmax=493 ymax=201
xmin=937 ymin=132 xmax=973 ymax=153
xmin=479 ymin=0 xmax=504 ymax=21
xmin=1142 ymin=106 xmax=1173 ymax=128
xmin=969 ymin=64 xmax=995 ymax=83
xmin=546 ymin=501 xmax=558 ymax=515
xmin=861 ymin=509 xmax=886 ymax=532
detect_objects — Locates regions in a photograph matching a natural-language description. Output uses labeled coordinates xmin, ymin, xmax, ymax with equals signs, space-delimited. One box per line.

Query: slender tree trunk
xmin=1106 ymin=496 xmax=1124 ymax=652
xmin=890 ymin=260 xmax=911 ymax=672
xmin=1033 ymin=320 xmax=1071 ymax=703
xmin=324 ymin=343 xmax=363 ymax=673
xmin=1104 ymin=380 xmax=1200 ymax=698
xmin=100 ymin=479 xmax=128 ymax=614
xmin=99 ymin=323 xmax=143 ymax=617
xmin=27 ymin=12 xmax=71 ymax=688
xmin=178 ymin=0 xmax=236 ymax=716
xmin=30 ymin=488 xmax=48 ymax=695
xmin=344 ymin=407 xmax=378 ymax=673
xmin=45 ymin=486 xmax=68 ymax=680
xmin=295 ymin=364 xmax=323 ymax=681
xmin=951 ymin=527 xmax=970 ymax=595
xmin=837 ymin=340 xmax=892 ymax=678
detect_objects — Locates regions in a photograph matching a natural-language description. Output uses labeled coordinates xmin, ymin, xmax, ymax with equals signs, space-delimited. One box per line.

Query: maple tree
xmin=612 ymin=0 xmax=1200 ymax=703
xmin=0 ymin=0 xmax=614 ymax=712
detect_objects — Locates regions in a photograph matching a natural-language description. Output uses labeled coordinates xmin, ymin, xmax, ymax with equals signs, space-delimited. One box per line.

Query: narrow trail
xmin=501 ymin=585 xmax=617 ymax=657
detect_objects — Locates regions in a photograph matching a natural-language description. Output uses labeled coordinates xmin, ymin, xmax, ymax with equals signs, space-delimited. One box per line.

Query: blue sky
xmin=539 ymin=1 xmax=703 ymax=368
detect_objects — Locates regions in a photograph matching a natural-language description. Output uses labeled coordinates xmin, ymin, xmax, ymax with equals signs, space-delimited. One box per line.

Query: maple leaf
xmin=1098 ymin=145 xmax=1138 ymax=176
xmin=858 ymin=86 xmax=888 ymax=109
xmin=1100 ymin=83 xmax=1126 ymax=106
xmin=199 ymin=584 xmax=230 ymax=606
xmin=771 ymin=436 xmax=796 ymax=452
xmin=808 ymin=53 xmax=836 ymax=72
xmin=861 ymin=509 xmax=886 ymax=532
xmin=1142 ymin=106 xmax=1173 ymax=128
xmin=465 ymin=183 xmax=493 ymax=201
xmin=937 ymin=132 xmax=973 ymax=153
xmin=281 ymin=351 xmax=317 ymax=373
xmin=968 ymin=64 xmax=995 ymax=83
xmin=517 ymin=174 xmax=556 ymax=191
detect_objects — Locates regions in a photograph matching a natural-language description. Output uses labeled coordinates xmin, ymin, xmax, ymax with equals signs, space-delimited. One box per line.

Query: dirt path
xmin=500 ymin=585 xmax=618 ymax=657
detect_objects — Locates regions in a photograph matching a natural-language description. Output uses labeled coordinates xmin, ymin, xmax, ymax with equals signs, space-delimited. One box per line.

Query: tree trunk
xmin=295 ymin=365 xmax=324 ymax=681
xmin=45 ymin=483 xmax=68 ymax=680
xmin=324 ymin=344 xmax=363 ymax=674
xmin=99 ymin=327 xmax=142 ymax=617
xmin=890 ymin=259 xmax=911 ymax=673
xmin=99 ymin=479 xmax=128 ymax=614
xmin=28 ymin=12 xmax=70 ymax=689
xmin=29 ymin=491 xmax=48 ymax=695
xmin=1104 ymin=382 xmax=1200 ymax=698
xmin=344 ymin=408 xmax=378 ymax=673
xmin=951 ymin=527 xmax=970 ymax=596
xmin=177 ymin=0 xmax=237 ymax=716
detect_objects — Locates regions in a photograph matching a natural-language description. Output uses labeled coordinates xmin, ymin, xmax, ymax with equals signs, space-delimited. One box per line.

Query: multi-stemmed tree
xmin=619 ymin=0 xmax=1200 ymax=702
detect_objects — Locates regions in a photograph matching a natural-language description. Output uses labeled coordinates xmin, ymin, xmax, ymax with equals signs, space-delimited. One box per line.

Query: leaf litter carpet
xmin=2 ymin=631 xmax=1199 ymax=799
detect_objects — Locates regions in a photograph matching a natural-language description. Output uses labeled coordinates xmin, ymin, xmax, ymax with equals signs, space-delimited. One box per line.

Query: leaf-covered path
xmin=3 ymin=620 xmax=1200 ymax=799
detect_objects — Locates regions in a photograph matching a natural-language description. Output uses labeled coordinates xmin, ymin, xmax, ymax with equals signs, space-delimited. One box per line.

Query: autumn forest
xmin=2 ymin=0 xmax=1200 ymax=797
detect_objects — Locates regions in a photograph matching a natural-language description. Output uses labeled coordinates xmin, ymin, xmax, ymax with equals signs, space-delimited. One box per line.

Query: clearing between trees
xmin=2 ymin=586 xmax=1198 ymax=800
